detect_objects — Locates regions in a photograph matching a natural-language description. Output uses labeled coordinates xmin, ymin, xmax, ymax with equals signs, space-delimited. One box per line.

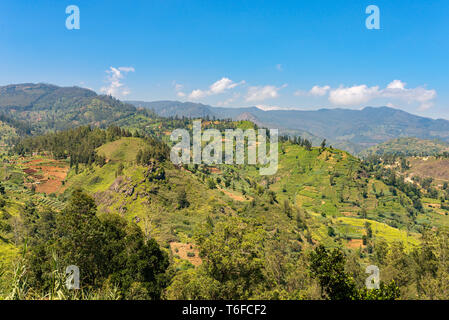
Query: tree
xmin=102 ymin=215 xmax=169 ymax=299
xmin=167 ymin=217 xmax=268 ymax=299
xmin=207 ymin=178 xmax=216 ymax=189
xmin=303 ymin=139 xmax=312 ymax=151
xmin=177 ymin=188 xmax=190 ymax=209
xmin=53 ymin=189 xmax=107 ymax=286
xmin=358 ymin=281 xmax=400 ymax=300
xmin=27 ymin=190 xmax=169 ymax=298
xmin=310 ymin=245 xmax=358 ymax=300
xmin=117 ymin=162 xmax=124 ymax=176
xmin=267 ymin=190 xmax=277 ymax=204
xmin=365 ymin=222 xmax=373 ymax=239
xmin=309 ymin=245 xmax=400 ymax=300
xmin=320 ymin=139 xmax=327 ymax=150
xmin=283 ymin=200 xmax=292 ymax=219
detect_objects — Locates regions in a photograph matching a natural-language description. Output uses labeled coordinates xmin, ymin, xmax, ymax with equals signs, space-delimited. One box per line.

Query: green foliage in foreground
xmin=310 ymin=245 xmax=399 ymax=300
xmin=164 ymin=217 xmax=402 ymax=300
xmin=1 ymin=190 xmax=169 ymax=300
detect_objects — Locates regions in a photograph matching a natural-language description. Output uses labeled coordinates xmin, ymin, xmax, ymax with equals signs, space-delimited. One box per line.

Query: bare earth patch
xmin=22 ymin=158 xmax=69 ymax=194
xmin=209 ymin=167 xmax=222 ymax=174
xmin=346 ymin=239 xmax=365 ymax=249
xmin=218 ymin=187 xmax=251 ymax=202
xmin=170 ymin=242 xmax=202 ymax=266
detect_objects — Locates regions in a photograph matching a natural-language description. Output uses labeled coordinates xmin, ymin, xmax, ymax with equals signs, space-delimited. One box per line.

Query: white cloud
xmin=294 ymin=80 xmax=436 ymax=110
xmin=173 ymin=82 xmax=186 ymax=98
xmin=418 ymin=103 xmax=433 ymax=111
xmin=210 ymin=77 xmax=242 ymax=94
xmin=100 ymin=66 xmax=135 ymax=97
xmin=327 ymin=80 xmax=436 ymax=110
xmin=293 ymin=90 xmax=307 ymax=96
xmin=382 ymin=80 xmax=436 ymax=110
xmin=189 ymin=89 xmax=208 ymax=99
xmin=386 ymin=102 xmax=399 ymax=108
xmin=174 ymin=83 xmax=183 ymax=91
xmin=310 ymin=85 xmax=331 ymax=96
xmin=245 ymin=84 xmax=287 ymax=102
xmin=255 ymin=104 xmax=298 ymax=111
xmin=117 ymin=67 xmax=135 ymax=73
xmin=329 ymin=85 xmax=380 ymax=105
xmin=188 ymin=77 xmax=245 ymax=100
xmin=386 ymin=79 xmax=406 ymax=90
xmin=294 ymin=85 xmax=330 ymax=97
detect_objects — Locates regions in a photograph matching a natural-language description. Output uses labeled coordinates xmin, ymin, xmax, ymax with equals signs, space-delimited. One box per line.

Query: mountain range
xmin=128 ymin=100 xmax=449 ymax=154
xmin=1 ymin=83 xmax=449 ymax=154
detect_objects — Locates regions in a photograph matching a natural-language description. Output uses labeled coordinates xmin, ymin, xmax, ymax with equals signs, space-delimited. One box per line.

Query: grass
xmin=0 ymin=240 xmax=19 ymax=268
xmin=335 ymin=216 xmax=420 ymax=250
xmin=96 ymin=137 xmax=148 ymax=162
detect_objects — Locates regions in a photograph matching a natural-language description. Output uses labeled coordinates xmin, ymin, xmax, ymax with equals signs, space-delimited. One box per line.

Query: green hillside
xmin=96 ymin=137 xmax=149 ymax=162
xmin=0 ymin=121 xmax=18 ymax=147
xmin=360 ymin=137 xmax=449 ymax=157
xmin=0 ymin=83 xmax=137 ymax=133
xmin=1 ymin=89 xmax=449 ymax=299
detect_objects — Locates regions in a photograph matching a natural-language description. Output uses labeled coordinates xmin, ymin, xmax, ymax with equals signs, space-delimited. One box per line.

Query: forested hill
xmin=0 ymin=83 xmax=137 ymax=133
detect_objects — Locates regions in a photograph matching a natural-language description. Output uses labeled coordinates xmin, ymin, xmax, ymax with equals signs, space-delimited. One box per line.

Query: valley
xmin=0 ymin=84 xmax=449 ymax=300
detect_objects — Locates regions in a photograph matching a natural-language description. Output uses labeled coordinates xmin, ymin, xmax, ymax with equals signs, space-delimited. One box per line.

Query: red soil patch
xmin=170 ymin=242 xmax=202 ymax=266
xmin=209 ymin=167 xmax=222 ymax=174
xmin=23 ymin=158 xmax=69 ymax=194
xmin=23 ymin=159 xmax=46 ymax=164
xmin=346 ymin=239 xmax=365 ymax=249
xmin=218 ymin=187 xmax=251 ymax=202
xmin=23 ymin=168 xmax=37 ymax=175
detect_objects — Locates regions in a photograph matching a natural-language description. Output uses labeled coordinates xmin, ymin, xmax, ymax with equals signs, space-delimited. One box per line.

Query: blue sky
xmin=0 ymin=0 xmax=448 ymax=118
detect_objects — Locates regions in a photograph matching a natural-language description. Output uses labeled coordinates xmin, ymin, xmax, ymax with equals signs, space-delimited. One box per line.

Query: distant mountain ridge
xmin=128 ymin=100 xmax=324 ymax=145
xmin=128 ymin=100 xmax=449 ymax=154
xmin=2 ymin=84 xmax=449 ymax=155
